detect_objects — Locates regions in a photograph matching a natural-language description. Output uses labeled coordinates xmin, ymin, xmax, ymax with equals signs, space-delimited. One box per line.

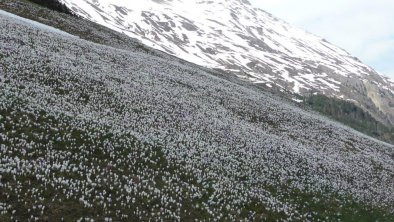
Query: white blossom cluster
xmin=0 ymin=9 xmax=393 ymax=221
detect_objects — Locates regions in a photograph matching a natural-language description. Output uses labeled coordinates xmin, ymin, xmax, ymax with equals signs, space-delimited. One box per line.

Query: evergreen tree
xmin=305 ymin=94 xmax=394 ymax=144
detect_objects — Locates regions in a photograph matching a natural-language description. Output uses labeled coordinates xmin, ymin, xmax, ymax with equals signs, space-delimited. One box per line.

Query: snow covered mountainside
xmin=0 ymin=1 xmax=393 ymax=220
xmin=59 ymin=0 xmax=394 ymax=126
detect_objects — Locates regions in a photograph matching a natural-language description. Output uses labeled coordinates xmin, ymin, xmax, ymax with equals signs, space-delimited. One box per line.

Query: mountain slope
xmin=59 ymin=0 xmax=394 ymax=126
xmin=0 ymin=1 xmax=394 ymax=221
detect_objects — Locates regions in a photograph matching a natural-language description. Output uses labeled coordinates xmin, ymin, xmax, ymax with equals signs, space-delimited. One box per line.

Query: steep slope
xmin=59 ymin=0 xmax=394 ymax=126
xmin=1 ymin=2 xmax=394 ymax=221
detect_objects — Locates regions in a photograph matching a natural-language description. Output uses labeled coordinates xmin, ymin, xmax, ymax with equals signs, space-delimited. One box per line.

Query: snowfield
xmin=0 ymin=5 xmax=393 ymax=222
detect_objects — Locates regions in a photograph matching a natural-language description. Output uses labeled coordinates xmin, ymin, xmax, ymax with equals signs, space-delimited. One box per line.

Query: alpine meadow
xmin=0 ymin=0 xmax=393 ymax=221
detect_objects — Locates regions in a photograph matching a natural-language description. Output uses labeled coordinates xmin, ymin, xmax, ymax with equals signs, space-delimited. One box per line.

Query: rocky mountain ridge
xmin=59 ymin=0 xmax=394 ymax=126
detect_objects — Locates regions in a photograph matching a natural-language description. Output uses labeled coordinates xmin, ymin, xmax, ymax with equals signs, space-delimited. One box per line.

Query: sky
xmin=249 ymin=0 xmax=394 ymax=79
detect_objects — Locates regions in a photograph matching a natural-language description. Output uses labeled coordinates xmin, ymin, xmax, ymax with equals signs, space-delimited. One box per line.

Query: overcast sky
xmin=249 ymin=0 xmax=394 ymax=79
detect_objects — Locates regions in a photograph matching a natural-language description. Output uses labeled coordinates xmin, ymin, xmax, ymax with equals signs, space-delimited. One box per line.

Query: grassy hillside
xmin=0 ymin=0 xmax=393 ymax=221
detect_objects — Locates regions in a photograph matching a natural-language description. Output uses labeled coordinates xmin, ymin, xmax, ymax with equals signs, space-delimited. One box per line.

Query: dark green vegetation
xmin=304 ymin=95 xmax=394 ymax=144
xmin=28 ymin=0 xmax=73 ymax=15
